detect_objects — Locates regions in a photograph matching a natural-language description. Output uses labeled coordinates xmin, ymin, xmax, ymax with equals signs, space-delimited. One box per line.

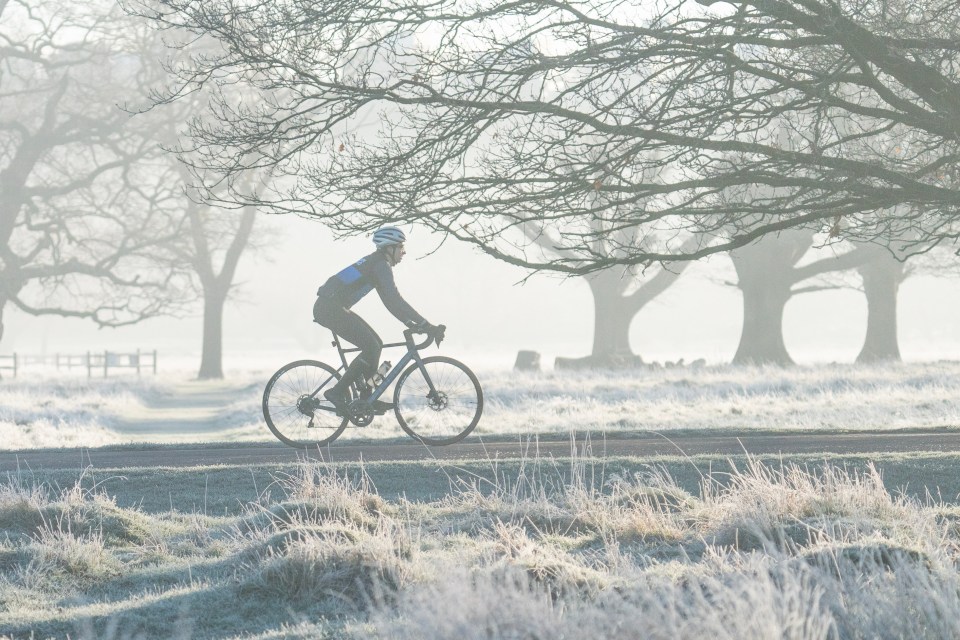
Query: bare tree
xmin=130 ymin=0 xmax=960 ymax=274
xmin=174 ymin=195 xmax=257 ymax=379
xmin=730 ymin=231 xmax=872 ymax=364
xmin=525 ymin=223 xmax=697 ymax=368
xmin=172 ymin=171 xmax=271 ymax=379
xmin=515 ymin=144 xmax=700 ymax=367
xmin=105 ymin=25 xmax=272 ymax=381
xmin=852 ymin=241 xmax=960 ymax=363
xmin=0 ymin=1 xmax=191 ymax=343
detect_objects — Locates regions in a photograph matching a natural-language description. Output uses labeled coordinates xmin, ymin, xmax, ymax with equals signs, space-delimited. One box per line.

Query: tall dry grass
xmin=2 ymin=451 xmax=960 ymax=638
xmin=350 ymin=453 xmax=960 ymax=640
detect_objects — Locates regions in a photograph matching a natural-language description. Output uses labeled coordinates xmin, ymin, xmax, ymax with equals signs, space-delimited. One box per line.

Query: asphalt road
xmin=4 ymin=430 xmax=960 ymax=472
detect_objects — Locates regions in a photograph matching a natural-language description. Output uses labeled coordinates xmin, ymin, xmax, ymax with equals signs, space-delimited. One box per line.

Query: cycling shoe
xmin=323 ymin=388 xmax=350 ymax=417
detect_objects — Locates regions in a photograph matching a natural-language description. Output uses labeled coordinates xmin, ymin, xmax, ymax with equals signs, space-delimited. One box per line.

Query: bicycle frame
xmin=312 ymin=329 xmax=440 ymax=413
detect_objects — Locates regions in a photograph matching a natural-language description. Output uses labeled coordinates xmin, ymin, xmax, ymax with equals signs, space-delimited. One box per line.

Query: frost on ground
xmin=3 ymin=361 xmax=960 ymax=449
xmin=499 ymin=360 xmax=960 ymax=434
xmin=1 ymin=456 xmax=960 ymax=638
xmin=0 ymin=377 xmax=166 ymax=450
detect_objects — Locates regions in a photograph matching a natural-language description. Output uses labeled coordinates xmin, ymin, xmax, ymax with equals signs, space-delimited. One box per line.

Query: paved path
xmin=4 ymin=430 xmax=960 ymax=472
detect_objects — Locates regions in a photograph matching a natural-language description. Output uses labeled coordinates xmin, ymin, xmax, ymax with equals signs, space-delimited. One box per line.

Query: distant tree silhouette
xmin=524 ymin=219 xmax=699 ymax=368
xmin=855 ymin=245 xmax=908 ymax=363
xmin=730 ymin=232 xmax=872 ymax=365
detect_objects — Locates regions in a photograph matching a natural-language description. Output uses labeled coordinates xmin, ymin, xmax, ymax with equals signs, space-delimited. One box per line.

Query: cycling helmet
xmin=372 ymin=226 xmax=406 ymax=247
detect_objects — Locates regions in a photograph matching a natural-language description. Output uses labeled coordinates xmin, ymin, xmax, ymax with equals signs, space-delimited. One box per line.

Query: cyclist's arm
xmin=371 ymin=260 xmax=428 ymax=327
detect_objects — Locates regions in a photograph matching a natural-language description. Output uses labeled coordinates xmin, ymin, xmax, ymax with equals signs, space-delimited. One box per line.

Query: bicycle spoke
xmin=394 ymin=357 xmax=482 ymax=445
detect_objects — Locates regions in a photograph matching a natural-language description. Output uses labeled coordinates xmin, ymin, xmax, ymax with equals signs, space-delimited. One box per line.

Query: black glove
xmin=411 ymin=322 xmax=445 ymax=345
xmin=410 ymin=321 xmax=433 ymax=334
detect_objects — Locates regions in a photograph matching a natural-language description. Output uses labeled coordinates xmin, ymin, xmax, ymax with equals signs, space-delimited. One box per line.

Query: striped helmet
xmin=372 ymin=226 xmax=406 ymax=247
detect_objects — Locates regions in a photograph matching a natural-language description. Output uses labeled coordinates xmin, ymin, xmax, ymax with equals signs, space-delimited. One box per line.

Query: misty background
xmin=6 ymin=213 xmax=960 ymax=372
xmin=4 ymin=1 xmax=960 ymax=379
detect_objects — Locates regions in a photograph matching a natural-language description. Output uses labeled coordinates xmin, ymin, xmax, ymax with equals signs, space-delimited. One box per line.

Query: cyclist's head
xmin=372 ymin=226 xmax=406 ymax=248
xmin=373 ymin=226 xmax=406 ymax=265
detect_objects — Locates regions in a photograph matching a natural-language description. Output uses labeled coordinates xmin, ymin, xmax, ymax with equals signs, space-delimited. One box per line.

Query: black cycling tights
xmin=313 ymin=299 xmax=383 ymax=393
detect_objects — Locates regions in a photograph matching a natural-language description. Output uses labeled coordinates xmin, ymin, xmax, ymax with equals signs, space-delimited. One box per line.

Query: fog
xmin=7 ymin=3 xmax=960 ymax=377
xmin=7 ymin=213 xmax=960 ymax=373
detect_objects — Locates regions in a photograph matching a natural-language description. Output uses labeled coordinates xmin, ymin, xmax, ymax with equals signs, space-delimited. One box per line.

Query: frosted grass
xmin=0 ymin=377 xmax=166 ymax=449
xmin=2 ymin=361 xmax=959 ymax=449
xmin=4 ymin=454 xmax=960 ymax=638
xmin=489 ymin=361 xmax=960 ymax=434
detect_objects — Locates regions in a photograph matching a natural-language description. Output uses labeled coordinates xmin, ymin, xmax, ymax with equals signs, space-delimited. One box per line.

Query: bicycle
xmin=262 ymin=325 xmax=483 ymax=448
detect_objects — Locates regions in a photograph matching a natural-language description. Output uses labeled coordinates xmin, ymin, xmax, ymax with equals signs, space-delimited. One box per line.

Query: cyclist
xmin=313 ymin=226 xmax=440 ymax=414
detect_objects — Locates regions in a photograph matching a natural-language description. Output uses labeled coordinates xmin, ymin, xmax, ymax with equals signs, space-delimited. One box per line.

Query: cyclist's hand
xmin=410 ymin=321 xmax=432 ymax=335
xmin=411 ymin=322 xmax=446 ymax=345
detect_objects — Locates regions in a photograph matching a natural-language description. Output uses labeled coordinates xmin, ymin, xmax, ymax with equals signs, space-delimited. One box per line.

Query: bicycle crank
xmin=346 ymin=399 xmax=375 ymax=426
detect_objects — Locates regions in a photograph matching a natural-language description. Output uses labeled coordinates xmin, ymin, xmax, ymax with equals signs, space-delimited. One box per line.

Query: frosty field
xmin=2 ymin=361 xmax=959 ymax=449
xmin=3 ymin=361 xmax=960 ymax=639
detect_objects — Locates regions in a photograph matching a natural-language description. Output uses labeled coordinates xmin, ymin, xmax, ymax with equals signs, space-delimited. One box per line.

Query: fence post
xmin=12 ymin=353 xmax=16 ymax=379
xmin=136 ymin=348 xmax=141 ymax=376
xmin=87 ymin=351 xmax=91 ymax=378
xmin=103 ymin=350 xmax=109 ymax=377
xmin=153 ymin=349 xmax=157 ymax=374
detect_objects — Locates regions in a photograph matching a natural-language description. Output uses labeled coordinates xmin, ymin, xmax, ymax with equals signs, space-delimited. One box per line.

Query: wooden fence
xmin=0 ymin=350 xmax=157 ymax=378
xmin=0 ymin=354 xmax=16 ymax=378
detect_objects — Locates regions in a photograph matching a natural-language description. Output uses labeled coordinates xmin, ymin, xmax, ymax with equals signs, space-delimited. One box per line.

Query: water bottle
xmin=368 ymin=361 xmax=392 ymax=387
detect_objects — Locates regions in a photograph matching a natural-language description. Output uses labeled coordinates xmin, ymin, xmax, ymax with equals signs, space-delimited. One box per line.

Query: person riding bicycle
xmin=313 ymin=226 xmax=441 ymax=415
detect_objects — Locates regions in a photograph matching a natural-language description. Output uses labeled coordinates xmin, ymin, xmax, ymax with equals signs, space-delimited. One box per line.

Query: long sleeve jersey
xmin=316 ymin=250 xmax=427 ymax=326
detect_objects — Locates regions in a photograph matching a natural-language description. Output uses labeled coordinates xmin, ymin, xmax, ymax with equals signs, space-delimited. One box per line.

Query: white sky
xmin=6 ymin=214 xmax=960 ymax=372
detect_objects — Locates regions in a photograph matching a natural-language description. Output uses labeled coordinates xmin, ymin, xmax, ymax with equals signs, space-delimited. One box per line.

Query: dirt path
xmin=109 ymin=379 xmax=260 ymax=436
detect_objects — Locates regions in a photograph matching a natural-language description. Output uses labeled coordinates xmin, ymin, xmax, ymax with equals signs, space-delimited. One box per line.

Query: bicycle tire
xmin=262 ymin=359 xmax=349 ymax=448
xmin=393 ymin=356 xmax=483 ymax=445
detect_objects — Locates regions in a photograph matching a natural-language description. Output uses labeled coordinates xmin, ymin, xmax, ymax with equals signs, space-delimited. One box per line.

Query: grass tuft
xmin=239 ymin=521 xmax=412 ymax=613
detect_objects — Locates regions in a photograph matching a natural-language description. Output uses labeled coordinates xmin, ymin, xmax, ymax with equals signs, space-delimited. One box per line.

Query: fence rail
xmin=0 ymin=350 xmax=157 ymax=378
xmin=0 ymin=353 xmax=16 ymax=378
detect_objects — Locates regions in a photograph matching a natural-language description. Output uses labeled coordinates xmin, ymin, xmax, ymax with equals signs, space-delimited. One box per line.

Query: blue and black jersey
xmin=316 ymin=251 xmax=427 ymax=327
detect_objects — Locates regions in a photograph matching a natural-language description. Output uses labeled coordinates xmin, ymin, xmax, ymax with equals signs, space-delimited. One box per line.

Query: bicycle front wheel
xmin=393 ymin=356 xmax=483 ymax=445
xmin=262 ymin=360 xmax=348 ymax=448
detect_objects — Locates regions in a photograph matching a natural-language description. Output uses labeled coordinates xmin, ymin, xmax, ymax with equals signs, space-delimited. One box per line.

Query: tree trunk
xmin=733 ymin=280 xmax=793 ymax=365
xmin=730 ymin=232 xmax=812 ymax=366
xmin=188 ymin=202 xmax=257 ymax=380
xmin=590 ymin=272 xmax=634 ymax=359
xmin=555 ymin=270 xmax=643 ymax=370
xmin=555 ymin=254 xmax=694 ymax=370
xmin=197 ymin=286 xmax=227 ymax=379
xmin=856 ymin=254 xmax=905 ymax=363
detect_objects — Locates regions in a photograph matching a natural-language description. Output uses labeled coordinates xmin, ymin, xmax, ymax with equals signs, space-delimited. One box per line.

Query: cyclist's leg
xmin=341 ymin=312 xmax=383 ymax=394
xmin=315 ymin=306 xmax=382 ymax=400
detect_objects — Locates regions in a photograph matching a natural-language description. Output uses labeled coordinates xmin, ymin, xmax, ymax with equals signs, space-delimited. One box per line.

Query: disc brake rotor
xmin=427 ymin=391 xmax=449 ymax=411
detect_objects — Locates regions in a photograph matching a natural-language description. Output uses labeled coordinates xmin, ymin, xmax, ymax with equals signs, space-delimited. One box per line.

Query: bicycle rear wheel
xmin=393 ymin=356 xmax=483 ymax=445
xmin=262 ymin=360 xmax=348 ymax=448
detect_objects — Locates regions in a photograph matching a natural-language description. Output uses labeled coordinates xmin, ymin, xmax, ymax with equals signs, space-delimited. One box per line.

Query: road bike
xmin=262 ymin=325 xmax=483 ymax=448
